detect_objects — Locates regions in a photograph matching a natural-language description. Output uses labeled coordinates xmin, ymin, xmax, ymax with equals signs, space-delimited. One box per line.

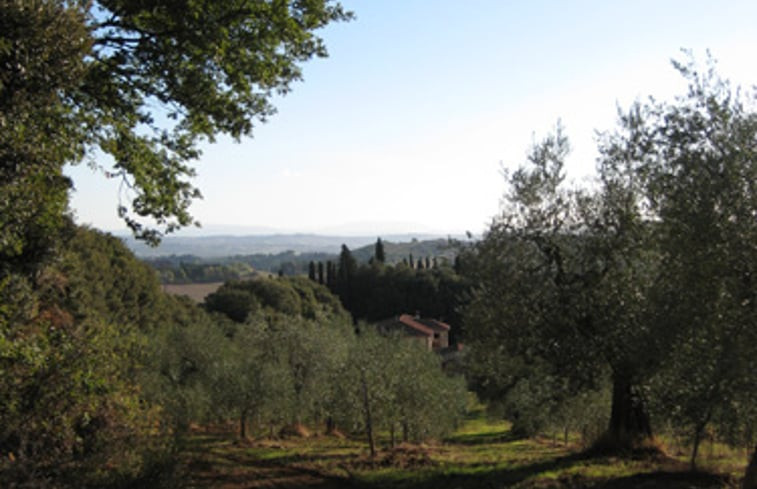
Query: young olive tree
xmin=142 ymin=296 xmax=232 ymax=430
xmin=391 ymin=338 xmax=467 ymax=443
xmin=335 ymin=327 xmax=466 ymax=456
xmin=211 ymin=319 xmax=280 ymax=439
xmin=263 ymin=313 xmax=353 ymax=429
xmin=334 ymin=328 xmax=397 ymax=456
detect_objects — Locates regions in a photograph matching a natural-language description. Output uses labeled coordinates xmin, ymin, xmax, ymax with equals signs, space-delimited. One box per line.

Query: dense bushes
xmin=0 ymin=225 xmax=171 ymax=487
xmin=205 ymin=276 xmax=350 ymax=323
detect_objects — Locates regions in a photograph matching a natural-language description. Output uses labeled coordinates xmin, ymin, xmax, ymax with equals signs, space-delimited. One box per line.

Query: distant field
xmin=162 ymin=282 xmax=223 ymax=302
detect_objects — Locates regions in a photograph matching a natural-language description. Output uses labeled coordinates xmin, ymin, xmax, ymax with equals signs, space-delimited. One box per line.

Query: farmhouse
xmin=376 ymin=314 xmax=451 ymax=351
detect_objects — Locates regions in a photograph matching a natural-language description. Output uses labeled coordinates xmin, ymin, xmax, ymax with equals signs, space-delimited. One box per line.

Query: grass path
xmin=172 ymin=415 xmax=742 ymax=489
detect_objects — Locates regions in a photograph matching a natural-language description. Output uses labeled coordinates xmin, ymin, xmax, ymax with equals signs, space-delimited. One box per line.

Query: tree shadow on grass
xmin=588 ymin=470 xmax=734 ymax=489
xmin=212 ymin=448 xmax=356 ymax=470
xmin=357 ymin=451 xmax=594 ymax=489
xmin=181 ymin=440 xmax=359 ymax=489
xmin=175 ymin=433 xmax=737 ymax=489
xmin=350 ymin=452 xmax=735 ymax=489
xmin=185 ymin=457 xmax=355 ymax=489
xmin=444 ymin=429 xmax=519 ymax=445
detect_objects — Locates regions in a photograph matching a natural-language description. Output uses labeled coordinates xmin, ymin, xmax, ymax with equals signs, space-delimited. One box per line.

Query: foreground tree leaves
xmin=1 ymin=0 xmax=351 ymax=247
xmin=0 ymin=3 xmax=351 ymax=484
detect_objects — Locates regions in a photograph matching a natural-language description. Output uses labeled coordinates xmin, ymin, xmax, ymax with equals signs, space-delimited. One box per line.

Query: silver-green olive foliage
xmin=465 ymin=55 xmax=757 ymax=451
xmin=602 ymin=55 xmax=757 ymax=467
xmin=0 ymin=0 xmax=351 ymax=246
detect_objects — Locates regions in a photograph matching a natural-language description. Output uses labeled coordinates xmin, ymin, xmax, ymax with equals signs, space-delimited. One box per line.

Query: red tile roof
xmin=415 ymin=318 xmax=451 ymax=332
xmin=378 ymin=314 xmax=452 ymax=340
xmin=398 ymin=314 xmax=435 ymax=336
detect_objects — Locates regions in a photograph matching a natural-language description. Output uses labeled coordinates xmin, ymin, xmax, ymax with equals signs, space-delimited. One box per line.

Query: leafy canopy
xmin=463 ymin=54 xmax=757 ymax=451
xmin=0 ymin=0 xmax=352 ymax=245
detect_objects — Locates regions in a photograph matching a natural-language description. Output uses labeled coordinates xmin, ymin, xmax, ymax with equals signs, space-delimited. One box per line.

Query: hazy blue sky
xmin=66 ymin=1 xmax=757 ymax=236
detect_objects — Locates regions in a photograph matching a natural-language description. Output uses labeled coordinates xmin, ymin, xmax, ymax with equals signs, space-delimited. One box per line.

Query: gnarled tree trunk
xmin=604 ymin=374 xmax=652 ymax=451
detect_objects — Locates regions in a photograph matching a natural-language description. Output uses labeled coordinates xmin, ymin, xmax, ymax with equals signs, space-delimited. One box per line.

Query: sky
xmin=65 ymin=0 xmax=757 ymax=237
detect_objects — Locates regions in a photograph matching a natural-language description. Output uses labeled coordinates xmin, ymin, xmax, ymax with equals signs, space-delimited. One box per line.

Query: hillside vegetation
xmin=126 ymin=234 xmax=462 ymax=259
xmin=145 ymin=237 xmax=459 ymax=283
xmin=2 ymin=1 xmax=755 ymax=485
xmin=1 ymin=225 xmax=468 ymax=487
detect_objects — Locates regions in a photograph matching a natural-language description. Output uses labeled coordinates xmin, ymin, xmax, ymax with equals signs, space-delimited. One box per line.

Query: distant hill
xmin=124 ymin=233 xmax=463 ymax=258
xmin=350 ymin=238 xmax=457 ymax=265
xmin=140 ymin=235 xmax=469 ymax=283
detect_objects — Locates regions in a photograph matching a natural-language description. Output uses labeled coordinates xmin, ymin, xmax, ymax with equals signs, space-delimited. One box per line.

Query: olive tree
xmin=465 ymin=55 xmax=757 ymax=459
xmin=600 ymin=55 xmax=757 ymax=472
xmin=335 ymin=327 xmax=466 ymax=456
xmin=465 ymin=123 xmax=660 ymax=450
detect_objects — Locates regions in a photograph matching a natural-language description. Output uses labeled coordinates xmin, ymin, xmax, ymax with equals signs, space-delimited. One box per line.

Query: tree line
xmin=306 ymin=241 xmax=472 ymax=341
xmin=145 ymin=238 xmax=457 ymax=284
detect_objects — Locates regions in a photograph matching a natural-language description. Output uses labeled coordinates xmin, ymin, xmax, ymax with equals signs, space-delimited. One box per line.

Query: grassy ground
xmin=170 ymin=411 xmax=745 ymax=489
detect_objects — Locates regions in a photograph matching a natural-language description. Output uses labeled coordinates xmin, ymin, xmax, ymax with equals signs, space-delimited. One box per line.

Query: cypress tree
xmin=375 ymin=237 xmax=385 ymax=263
xmin=326 ymin=260 xmax=334 ymax=288
xmin=317 ymin=261 xmax=324 ymax=284
xmin=308 ymin=261 xmax=316 ymax=281
xmin=337 ymin=244 xmax=358 ymax=312
xmin=337 ymin=244 xmax=357 ymax=284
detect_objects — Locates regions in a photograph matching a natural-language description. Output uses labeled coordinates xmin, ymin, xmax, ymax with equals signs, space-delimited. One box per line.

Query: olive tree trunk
xmin=743 ymin=445 xmax=757 ymax=489
xmin=360 ymin=370 xmax=376 ymax=458
xmin=604 ymin=374 xmax=652 ymax=450
xmin=690 ymin=409 xmax=712 ymax=471
xmin=239 ymin=408 xmax=248 ymax=440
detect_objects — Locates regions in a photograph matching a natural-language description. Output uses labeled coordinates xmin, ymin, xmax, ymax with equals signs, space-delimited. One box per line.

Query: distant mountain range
xmin=124 ymin=233 xmax=469 ymax=258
